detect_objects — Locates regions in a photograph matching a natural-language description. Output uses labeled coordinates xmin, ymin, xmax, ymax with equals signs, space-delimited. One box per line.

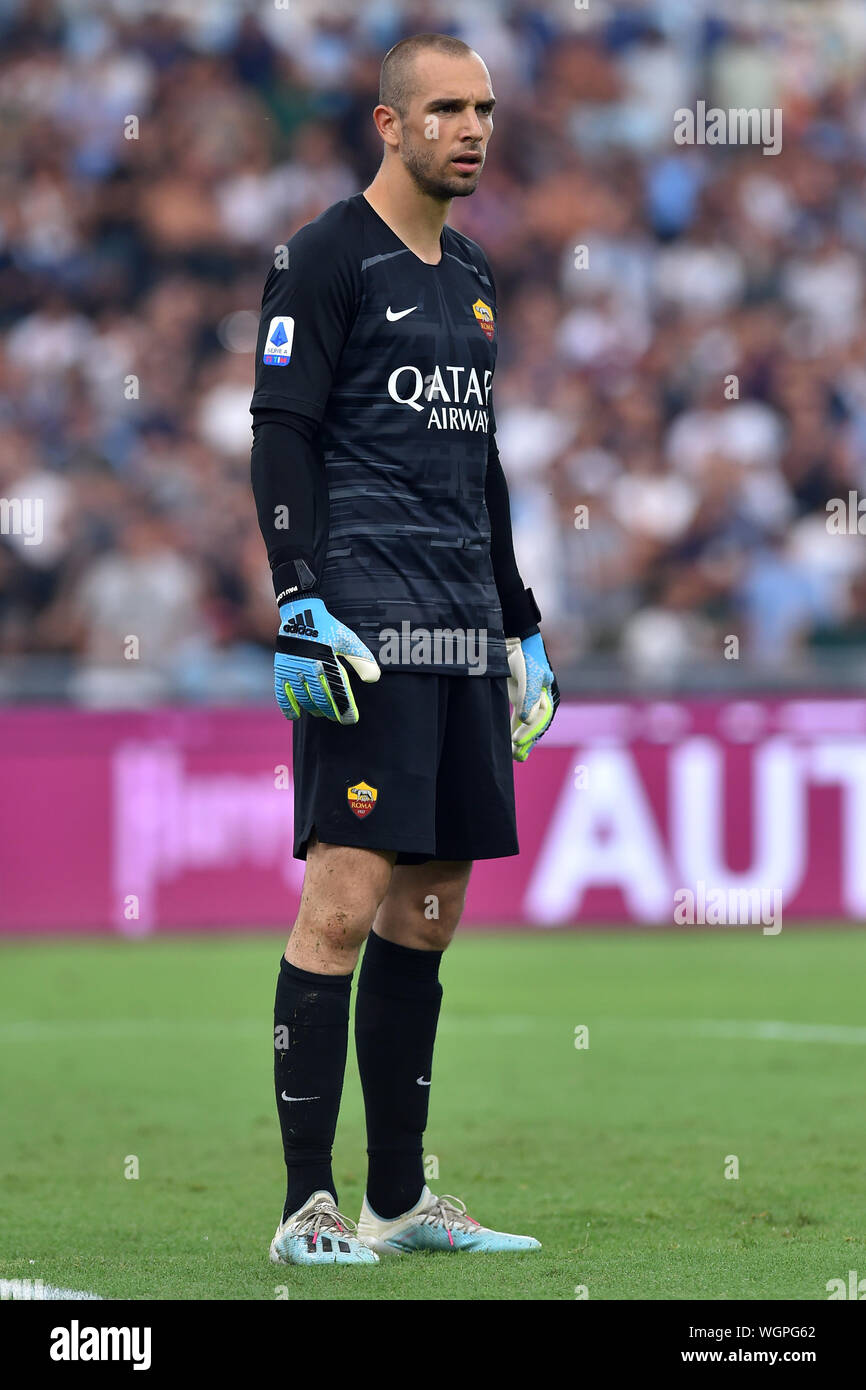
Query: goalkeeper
xmin=250 ymin=32 xmax=558 ymax=1267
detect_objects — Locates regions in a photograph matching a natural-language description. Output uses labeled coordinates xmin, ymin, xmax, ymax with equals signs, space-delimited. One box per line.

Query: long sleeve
xmin=485 ymin=433 xmax=541 ymax=638
xmin=250 ymin=407 xmax=329 ymax=603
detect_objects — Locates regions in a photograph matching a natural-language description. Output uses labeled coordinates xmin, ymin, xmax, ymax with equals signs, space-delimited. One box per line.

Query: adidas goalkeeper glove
xmin=506 ymin=632 xmax=560 ymax=762
xmin=275 ymin=597 xmax=380 ymax=725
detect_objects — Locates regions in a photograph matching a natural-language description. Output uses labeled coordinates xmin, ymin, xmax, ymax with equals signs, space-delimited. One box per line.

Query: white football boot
xmin=357 ymin=1186 xmax=542 ymax=1255
xmin=270 ymin=1190 xmax=379 ymax=1266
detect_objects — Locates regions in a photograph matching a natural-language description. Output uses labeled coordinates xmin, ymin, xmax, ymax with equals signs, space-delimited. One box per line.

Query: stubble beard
xmin=401 ymin=137 xmax=481 ymax=200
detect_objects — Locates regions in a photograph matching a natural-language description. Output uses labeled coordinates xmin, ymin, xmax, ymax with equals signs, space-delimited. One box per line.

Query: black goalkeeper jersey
xmin=249 ymin=192 xmax=508 ymax=677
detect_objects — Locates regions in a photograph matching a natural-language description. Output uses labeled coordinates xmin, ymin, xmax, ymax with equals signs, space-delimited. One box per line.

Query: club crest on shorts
xmin=347 ymin=780 xmax=377 ymax=819
xmin=472 ymin=298 xmax=494 ymax=341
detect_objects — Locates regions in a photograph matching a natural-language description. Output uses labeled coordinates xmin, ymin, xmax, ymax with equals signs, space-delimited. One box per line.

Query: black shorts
xmin=292 ymin=672 xmax=518 ymax=863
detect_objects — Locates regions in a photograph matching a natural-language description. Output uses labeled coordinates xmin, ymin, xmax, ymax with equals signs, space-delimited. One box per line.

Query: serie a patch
xmin=263 ymin=316 xmax=294 ymax=366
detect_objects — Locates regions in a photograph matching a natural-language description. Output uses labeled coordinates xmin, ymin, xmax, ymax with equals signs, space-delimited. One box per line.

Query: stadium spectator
xmin=1 ymin=0 xmax=865 ymax=699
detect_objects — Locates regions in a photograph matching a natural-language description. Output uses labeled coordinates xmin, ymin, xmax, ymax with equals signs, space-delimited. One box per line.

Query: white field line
xmin=0 ymin=1017 xmax=864 ymax=1044
xmin=639 ymin=1019 xmax=866 ymax=1046
xmin=0 ymin=1014 xmax=540 ymax=1043
xmin=0 ymin=1279 xmax=101 ymax=1300
xmin=0 ymin=1019 xmax=263 ymax=1042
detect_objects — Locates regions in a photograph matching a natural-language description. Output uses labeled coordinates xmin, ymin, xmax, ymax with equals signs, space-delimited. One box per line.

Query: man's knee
xmin=377 ymin=860 xmax=472 ymax=950
xmin=290 ymin=839 xmax=395 ymax=965
xmin=411 ymin=911 xmax=460 ymax=951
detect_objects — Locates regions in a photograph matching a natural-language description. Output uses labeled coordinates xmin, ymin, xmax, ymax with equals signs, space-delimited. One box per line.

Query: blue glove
xmin=275 ymin=597 xmax=380 ymax=725
xmin=506 ymin=631 xmax=560 ymax=762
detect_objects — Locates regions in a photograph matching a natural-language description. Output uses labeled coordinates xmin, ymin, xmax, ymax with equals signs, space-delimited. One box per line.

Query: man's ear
xmin=372 ymin=104 xmax=401 ymax=149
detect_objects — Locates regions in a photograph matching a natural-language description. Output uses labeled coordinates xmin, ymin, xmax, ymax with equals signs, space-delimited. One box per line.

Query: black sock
xmin=354 ymin=930 xmax=443 ymax=1219
xmin=274 ymin=955 xmax=352 ymax=1223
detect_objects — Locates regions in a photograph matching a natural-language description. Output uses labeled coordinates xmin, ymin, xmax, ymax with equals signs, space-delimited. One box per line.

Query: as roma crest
xmin=472 ymin=298 xmax=495 ymax=342
xmin=348 ymin=780 xmax=377 ymax=819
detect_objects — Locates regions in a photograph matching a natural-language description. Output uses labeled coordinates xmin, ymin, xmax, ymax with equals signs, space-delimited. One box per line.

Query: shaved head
xmin=379 ymin=33 xmax=477 ymax=119
xmin=373 ymin=34 xmax=495 ymax=202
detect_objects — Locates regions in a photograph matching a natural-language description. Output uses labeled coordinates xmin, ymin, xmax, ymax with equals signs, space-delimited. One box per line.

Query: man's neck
xmin=363 ymin=166 xmax=449 ymax=265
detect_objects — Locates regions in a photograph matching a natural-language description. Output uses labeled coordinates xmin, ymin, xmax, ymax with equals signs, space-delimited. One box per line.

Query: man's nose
xmin=459 ymin=110 xmax=484 ymax=141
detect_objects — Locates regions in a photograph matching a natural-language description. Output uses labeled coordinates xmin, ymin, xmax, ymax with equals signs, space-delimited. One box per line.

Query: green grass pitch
xmin=1 ymin=929 xmax=864 ymax=1301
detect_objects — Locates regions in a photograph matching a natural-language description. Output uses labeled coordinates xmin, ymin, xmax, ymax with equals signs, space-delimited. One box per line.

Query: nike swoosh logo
xmin=281 ymin=1092 xmax=321 ymax=1102
xmin=416 ymin=1076 xmax=431 ymax=1086
xmin=386 ymin=305 xmax=418 ymax=321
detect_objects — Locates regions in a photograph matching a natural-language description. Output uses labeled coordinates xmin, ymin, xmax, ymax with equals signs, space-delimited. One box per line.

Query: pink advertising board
xmin=1 ymin=699 xmax=864 ymax=933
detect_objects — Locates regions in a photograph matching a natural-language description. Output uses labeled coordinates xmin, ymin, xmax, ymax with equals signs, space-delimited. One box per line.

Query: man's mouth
xmin=451 ymin=153 xmax=482 ymax=173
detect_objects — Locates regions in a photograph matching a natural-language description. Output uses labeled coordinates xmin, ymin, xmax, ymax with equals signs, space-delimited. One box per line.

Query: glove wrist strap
xmin=274 ymin=557 xmax=318 ymax=608
xmin=501 ymin=586 xmax=542 ymax=641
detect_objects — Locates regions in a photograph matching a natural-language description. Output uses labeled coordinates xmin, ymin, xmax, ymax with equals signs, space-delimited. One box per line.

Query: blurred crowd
xmin=2 ymin=0 xmax=866 ymax=703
